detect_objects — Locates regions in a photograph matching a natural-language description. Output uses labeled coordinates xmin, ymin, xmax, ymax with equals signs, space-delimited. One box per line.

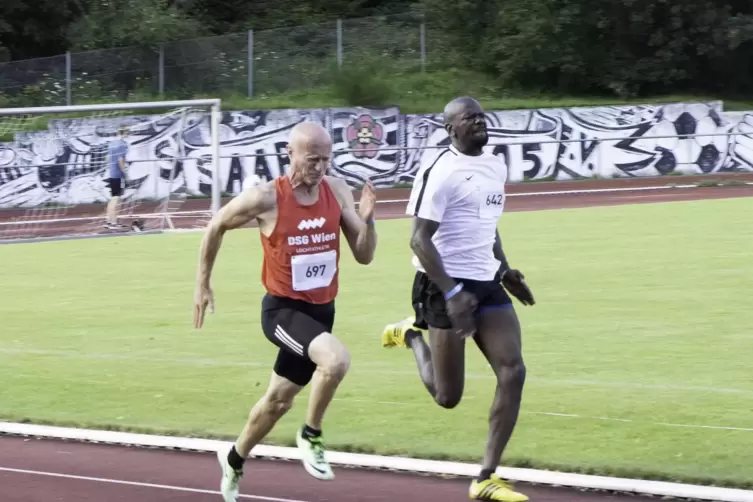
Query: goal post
xmin=0 ymin=98 xmax=222 ymax=243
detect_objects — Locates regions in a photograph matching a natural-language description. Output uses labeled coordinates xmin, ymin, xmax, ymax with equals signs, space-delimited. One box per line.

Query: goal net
xmin=0 ymin=99 xmax=222 ymax=243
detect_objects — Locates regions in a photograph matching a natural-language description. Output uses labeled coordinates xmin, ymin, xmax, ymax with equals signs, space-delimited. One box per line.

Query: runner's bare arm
xmin=408 ymin=168 xmax=458 ymax=294
xmin=410 ymin=217 xmax=457 ymax=294
xmin=493 ymin=229 xmax=511 ymax=274
xmin=328 ymin=176 xmax=377 ymax=265
xmin=494 ymin=227 xmax=535 ymax=305
xmin=196 ymin=184 xmax=274 ymax=286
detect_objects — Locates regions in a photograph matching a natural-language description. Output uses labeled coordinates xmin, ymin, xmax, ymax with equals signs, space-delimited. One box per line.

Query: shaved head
xmin=443 ymin=96 xmax=488 ymax=155
xmin=287 ymin=121 xmax=333 ymax=189
xmin=443 ymin=96 xmax=482 ymax=125
xmin=289 ymin=121 xmax=332 ymax=151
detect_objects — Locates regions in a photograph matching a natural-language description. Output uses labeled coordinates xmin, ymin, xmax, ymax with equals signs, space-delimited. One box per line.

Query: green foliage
xmin=1 ymin=0 xmax=753 ymax=107
xmin=67 ymin=0 xmax=207 ymax=51
xmin=0 ymin=0 xmax=79 ymax=59
xmin=427 ymin=0 xmax=753 ymax=98
xmin=331 ymin=60 xmax=393 ymax=106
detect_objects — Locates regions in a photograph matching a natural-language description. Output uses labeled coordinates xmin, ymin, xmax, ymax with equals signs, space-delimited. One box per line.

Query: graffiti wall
xmin=1 ymin=100 xmax=752 ymax=207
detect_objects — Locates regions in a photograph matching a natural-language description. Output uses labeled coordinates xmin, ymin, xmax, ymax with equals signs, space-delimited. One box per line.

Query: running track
xmin=2 ymin=172 xmax=753 ymax=501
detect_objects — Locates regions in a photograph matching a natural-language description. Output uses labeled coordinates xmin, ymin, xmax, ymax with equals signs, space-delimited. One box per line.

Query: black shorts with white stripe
xmin=260 ymin=293 xmax=335 ymax=386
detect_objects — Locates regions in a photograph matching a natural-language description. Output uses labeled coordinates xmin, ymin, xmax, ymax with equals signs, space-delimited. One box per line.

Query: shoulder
xmin=323 ymin=175 xmax=353 ymax=205
xmin=258 ymin=179 xmax=278 ymax=207
xmin=110 ymin=139 xmax=127 ymax=152
xmin=324 ymin=175 xmax=349 ymax=193
xmin=237 ymin=179 xmax=277 ymax=213
xmin=429 ymin=147 xmax=459 ymax=170
xmin=413 ymin=148 xmax=457 ymax=187
xmin=480 ymin=151 xmax=506 ymax=167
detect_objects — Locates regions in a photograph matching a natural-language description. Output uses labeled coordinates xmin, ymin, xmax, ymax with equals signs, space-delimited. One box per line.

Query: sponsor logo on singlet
xmin=287 ymin=232 xmax=337 ymax=247
xmin=297 ymin=217 xmax=326 ymax=230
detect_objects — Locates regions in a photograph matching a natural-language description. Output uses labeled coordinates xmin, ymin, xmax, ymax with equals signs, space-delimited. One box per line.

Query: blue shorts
xmin=410 ymin=271 xmax=513 ymax=330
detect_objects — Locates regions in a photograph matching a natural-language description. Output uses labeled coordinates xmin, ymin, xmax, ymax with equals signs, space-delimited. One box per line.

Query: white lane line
xmin=0 ymin=466 xmax=309 ymax=502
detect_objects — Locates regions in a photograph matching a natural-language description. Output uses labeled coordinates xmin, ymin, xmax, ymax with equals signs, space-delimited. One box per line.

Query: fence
xmin=0 ymin=13 xmax=428 ymax=108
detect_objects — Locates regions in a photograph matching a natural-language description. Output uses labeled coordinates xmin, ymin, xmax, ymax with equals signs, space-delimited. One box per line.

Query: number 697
xmin=306 ymin=265 xmax=326 ymax=277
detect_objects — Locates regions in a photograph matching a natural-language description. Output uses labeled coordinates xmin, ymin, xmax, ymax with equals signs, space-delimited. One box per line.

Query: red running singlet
xmin=260 ymin=176 xmax=342 ymax=304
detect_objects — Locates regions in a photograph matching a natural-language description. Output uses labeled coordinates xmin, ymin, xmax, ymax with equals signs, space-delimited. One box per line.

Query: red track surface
xmin=2 ymin=172 xmax=752 ymax=501
xmin=0 ymin=436 xmax=660 ymax=502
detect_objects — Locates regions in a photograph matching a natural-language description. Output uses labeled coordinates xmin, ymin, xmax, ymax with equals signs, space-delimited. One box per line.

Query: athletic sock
xmin=477 ymin=468 xmax=494 ymax=482
xmin=227 ymin=445 xmax=245 ymax=470
xmin=302 ymin=424 xmax=321 ymax=439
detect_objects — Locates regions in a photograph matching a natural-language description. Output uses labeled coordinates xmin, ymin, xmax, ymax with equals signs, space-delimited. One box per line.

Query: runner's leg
xmin=407 ymin=327 xmax=465 ymax=408
xmin=265 ymin=302 xmax=345 ymax=480
xmin=474 ymin=306 xmax=525 ymax=475
xmin=217 ymin=366 xmax=303 ymax=502
xmin=306 ymin=332 xmax=351 ymax=430
xmin=405 ymin=271 xmax=465 ymax=407
xmin=234 ymin=372 xmax=303 ymax=457
xmin=467 ymin=292 xmax=528 ymax=502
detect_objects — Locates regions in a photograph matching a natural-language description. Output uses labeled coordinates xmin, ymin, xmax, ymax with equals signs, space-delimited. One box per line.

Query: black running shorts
xmin=260 ymin=293 xmax=335 ymax=386
xmin=107 ymin=177 xmax=123 ymax=197
xmin=411 ymin=271 xmax=512 ymax=330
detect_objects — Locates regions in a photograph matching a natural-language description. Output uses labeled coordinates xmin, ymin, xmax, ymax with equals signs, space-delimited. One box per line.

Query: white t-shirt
xmin=405 ymin=144 xmax=507 ymax=282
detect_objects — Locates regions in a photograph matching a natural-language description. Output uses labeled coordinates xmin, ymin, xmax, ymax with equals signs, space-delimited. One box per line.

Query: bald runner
xmin=194 ymin=122 xmax=378 ymax=502
xmin=381 ymin=97 xmax=536 ymax=502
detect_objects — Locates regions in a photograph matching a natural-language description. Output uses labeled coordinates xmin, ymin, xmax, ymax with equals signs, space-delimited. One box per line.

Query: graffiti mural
xmin=0 ymin=100 xmax=751 ymax=208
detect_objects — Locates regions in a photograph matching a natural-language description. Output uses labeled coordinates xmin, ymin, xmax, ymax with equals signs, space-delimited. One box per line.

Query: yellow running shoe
xmin=469 ymin=474 xmax=529 ymax=501
xmin=381 ymin=317 xmax=423 ymax=348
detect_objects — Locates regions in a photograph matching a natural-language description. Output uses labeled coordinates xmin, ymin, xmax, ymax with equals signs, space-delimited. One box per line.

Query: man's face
xmin=289 ymin=140 xmax=331 ymax=187
xmin=449 ymin=103 xmax=488 ymax=148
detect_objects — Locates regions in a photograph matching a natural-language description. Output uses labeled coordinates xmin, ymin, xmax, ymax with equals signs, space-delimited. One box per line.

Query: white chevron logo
xmin=298 ymin=217 xmax=326 ymax=230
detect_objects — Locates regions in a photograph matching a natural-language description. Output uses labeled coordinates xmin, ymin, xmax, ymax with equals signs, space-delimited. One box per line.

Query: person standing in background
xmin=104 ymin=126 xmax=129 ymax=229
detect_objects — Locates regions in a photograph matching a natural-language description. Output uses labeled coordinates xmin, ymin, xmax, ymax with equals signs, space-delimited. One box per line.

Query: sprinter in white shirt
xmin=380 ymin=97 xmax=535 ymax=502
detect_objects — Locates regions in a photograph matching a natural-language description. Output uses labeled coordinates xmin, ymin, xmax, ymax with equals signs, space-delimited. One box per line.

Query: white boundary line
xmin=0 ymin=466 xmax=307 ymax=502
xmin=1 ymin=422 xmax=751 ymax=501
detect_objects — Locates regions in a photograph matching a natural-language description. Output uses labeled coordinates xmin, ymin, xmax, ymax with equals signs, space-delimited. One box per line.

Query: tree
xmin=67 ymin=0 xmax=207 ymax=51
xmin=0 ymin=0 xmax=79 ymax=59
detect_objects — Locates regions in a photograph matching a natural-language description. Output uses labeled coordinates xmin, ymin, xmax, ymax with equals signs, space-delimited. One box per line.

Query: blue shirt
xmin=108 ymin=139 xmax=128 ymax=179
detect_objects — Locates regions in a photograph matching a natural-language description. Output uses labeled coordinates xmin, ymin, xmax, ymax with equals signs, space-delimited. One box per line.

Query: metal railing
xmin=0 ymin=13 xmax=428 ymax=107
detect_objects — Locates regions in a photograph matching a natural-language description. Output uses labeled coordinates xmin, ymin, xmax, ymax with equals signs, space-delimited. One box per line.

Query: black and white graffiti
xmin=0 ymin=100 xmax=751 ymax=207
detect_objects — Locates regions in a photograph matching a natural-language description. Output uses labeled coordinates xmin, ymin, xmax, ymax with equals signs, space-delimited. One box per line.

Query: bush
xmin=330 ymin=59 xmax=393 ymax=107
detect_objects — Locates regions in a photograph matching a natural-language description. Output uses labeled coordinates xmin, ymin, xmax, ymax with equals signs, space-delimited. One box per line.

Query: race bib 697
xmin=291 ymin=250 xmax=338 ymax=292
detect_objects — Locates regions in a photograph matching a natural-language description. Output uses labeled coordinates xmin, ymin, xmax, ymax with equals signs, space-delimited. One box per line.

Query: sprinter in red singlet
xmin=193 ymin=122 xmax=377 ymax=502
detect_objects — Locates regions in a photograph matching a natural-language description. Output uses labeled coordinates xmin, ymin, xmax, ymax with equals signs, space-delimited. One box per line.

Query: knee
xmin=435 ymin=391 xmax=462 ymax=409
xmin=499 ymin=360 xmax=526 ymax=390
xmin=435 ymin=383 xmax=463 ymax=409
xmin=319 ymin=347 xmax=351 ymax=382
xmin=259 ymin=391 xmax=294 ymax=419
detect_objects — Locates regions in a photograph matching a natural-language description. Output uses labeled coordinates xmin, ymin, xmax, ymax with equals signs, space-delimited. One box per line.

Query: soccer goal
xmin=0 ymin=99 xmax=222 ymax=243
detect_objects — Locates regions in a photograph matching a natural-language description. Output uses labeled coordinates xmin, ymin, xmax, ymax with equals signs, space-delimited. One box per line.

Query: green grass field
xmin=1 ymin=197 xmax=752 ymax=488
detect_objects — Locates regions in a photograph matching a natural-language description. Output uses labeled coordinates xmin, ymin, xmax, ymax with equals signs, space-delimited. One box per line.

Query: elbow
xmin=355 ymin=254 xmax=373 ymax=265
xmin=409 ymin=232 xmax=423 ymax=254
xmin=204 ymin=218 xmax=227 ymax=240
xmin=355 ymin=242 xmax=376 ymax=265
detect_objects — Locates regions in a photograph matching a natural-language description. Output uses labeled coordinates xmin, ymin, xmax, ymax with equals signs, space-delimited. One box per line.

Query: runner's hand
xmin=193 ymin=284 xmax=215 ymax=328
xmin=501 ymin=269 xmax=535 ymax=306
xmin=446 ymin=290 xmax=478 ymax=338
xmin=358 ymin=180 xmax=376 ymax=223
